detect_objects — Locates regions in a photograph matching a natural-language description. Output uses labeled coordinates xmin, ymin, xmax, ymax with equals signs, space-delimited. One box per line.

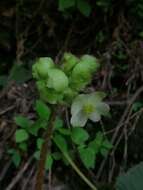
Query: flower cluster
xmin=32 ymin=53 xmax=99 ymax=104
xmin=32 ymin=57 xmax=69 ymax=104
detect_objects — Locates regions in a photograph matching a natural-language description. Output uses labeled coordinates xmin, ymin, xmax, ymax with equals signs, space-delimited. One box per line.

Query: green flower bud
xmin=62 ymin=53 xmax=79 ymax=74
xmin=36 ymin=80 xmax=63 ymax=104
xmin=80 ymin=55 xmax=99 ymax=71
xmin=72 ymin=55 xmax=99 ymax=80
xmin=70 ymin=55 xmax=100 ymax=91
xmin=47 ymin=68 xmax=69 ymax=92
xmin=32 ymin=57 xmax=54 ymax=79
xmin=63 ymin=87 xmax=78 ymax=102
xmin=70 ymin=78 xmax=88 ymax=91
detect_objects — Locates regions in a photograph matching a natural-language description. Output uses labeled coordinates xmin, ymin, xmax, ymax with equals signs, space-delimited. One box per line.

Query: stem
xmin=35 ymin=107 xmax=56 ymax=190
xmin=54 ymin=143 xmax=98 ymax=190
xmin=35 ymin=106 xmax=98 ymax=190
xmin=64 ymin=153 xmax=98 ymax=190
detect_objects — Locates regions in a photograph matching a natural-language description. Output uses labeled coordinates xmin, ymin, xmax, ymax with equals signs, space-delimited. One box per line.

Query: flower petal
xmin=71 ymin=94 xmax=86 ymax=115
xmin=87 ymin=92 xmax=106 ymax=104
xmin=71 ymin=111 xmax=87 ymax=127
xmin=96 ymin=102 xmax=110 ymax=116
xmin=89 ymin=111 xmax=101 ymax=122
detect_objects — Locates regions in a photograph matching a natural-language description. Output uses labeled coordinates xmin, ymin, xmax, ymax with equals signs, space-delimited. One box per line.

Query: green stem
xmin=63 ymin=152 xmax=98 ymax=190
xmin=35 ymin=107 xmax=56 ymax=190
xmin=54 ymin=142 xmax=98 ymax=190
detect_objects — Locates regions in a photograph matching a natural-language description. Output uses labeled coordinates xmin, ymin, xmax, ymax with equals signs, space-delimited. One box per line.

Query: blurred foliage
xmin=0 ymin=1 xmax=15 ymax=73
xmin=0 ymin=0 xmax=142 ymax=71
xmin=116 ymin=162 xmax=143 ymax=190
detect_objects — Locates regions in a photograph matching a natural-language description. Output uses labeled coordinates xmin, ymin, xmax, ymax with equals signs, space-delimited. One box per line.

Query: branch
xmin=35 ymin=106 xmax=57 ymax=190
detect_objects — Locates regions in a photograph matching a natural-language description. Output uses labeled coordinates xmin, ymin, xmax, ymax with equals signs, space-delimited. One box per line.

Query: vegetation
xmin=0 ymin=0 xmax=143 ymax=189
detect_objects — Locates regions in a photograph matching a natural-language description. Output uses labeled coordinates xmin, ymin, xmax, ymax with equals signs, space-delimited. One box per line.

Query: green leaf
xmin=132 ymin=102 xmax=143 ymax=112
xmin=77 ymin=0 xmax=92 ymax=17
xmin=102 ymin=139 xmax=113 ymax=149
xmin=89 ymin=132 xmax=112 ymax=157
xmin=78 ymin=147 xmax=96 ymax=169
xmin=96 ymin=132 xmax=104 ymax=142
xmin=71 ymin=127 xmax=89 ymax=145
xmin=61 ymin=154 xmax=70 ymax=166
xmin=59 ymin=0 xmax=76 ymax=11
xmin=116 ymin=162 xmax=143 ymax=190
xmin=37 ymin=138 xmax=44 ymax=150
xmin=15 ymin=129 xmax=29 ymax=143
xmin=33 ymin=151 xmax=40 ymax=160
xmin=12 ymin=151 xmax=21 ymax=167
xmin=89 ymin=132 xmax=103 ymax=147
xmin=45 ymin=154 xmax=53 ymax=170
xmin=58 ymin=128 xmax=71 ymax=135
xmin=9 ymin=64 xmax=31 ymax=84
xmin=88 ymin=132 xmax=104 ymax=154
xmin=18 ymin=142 xmax=28 ymax=151
xmin=52 ymin=152 xmax=62 ymax=160
xmin=54 ymin=117 xmax=63 ymax=129
xmin=100 ymin=148 xmax=109 ymax=157
xmin=15 ymin=116 xmax=32 ymax=129
xmin=88 ymin=141 xmax=99 ymax=155
xmin=28 ymin=119 xmax=47 ymax=136
xmin=53 ymin=134 xmax=68 ymax=152
xmin=35 ymin=100 xmax=51 ymax=120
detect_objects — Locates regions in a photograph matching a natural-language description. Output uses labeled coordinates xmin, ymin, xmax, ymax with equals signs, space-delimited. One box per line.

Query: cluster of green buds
xmin=32 ymin=53 xmax=100 ymax=105
xmin=62 ymin=53 xmax=99 ymax=91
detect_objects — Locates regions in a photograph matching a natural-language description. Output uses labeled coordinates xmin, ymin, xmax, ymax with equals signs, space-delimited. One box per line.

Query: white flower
xmin=70 ymin=92 xmax=110 ymax=127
